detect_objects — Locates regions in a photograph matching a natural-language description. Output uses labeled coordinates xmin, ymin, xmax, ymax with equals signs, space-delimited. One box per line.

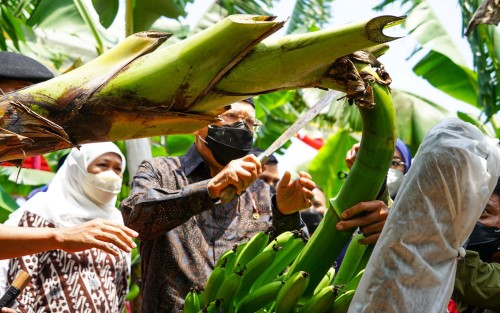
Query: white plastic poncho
xmin=349 ymin=118 xmax=500 ymax=313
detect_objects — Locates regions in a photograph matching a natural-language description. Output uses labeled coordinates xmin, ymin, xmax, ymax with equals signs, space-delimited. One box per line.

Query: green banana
xmin=234 ymin=249 xmax=277 ymax=304
xmin=329 ymin=289 xmax=355 ymax=313
xmin=184 ymin=287 xmax=202 ymax=313
xmin=350 ymin=244 xmax=374 ymax=281
xmin=204 ymin=266 xmax=227 ymax=306
xmin=313 ymin=267 xmax=336 ymax=295
xmin=332 ymin=233 xmax=367 ymax=287
xmin=251 ymin=234 xmax=307 ymax=292
xmin=275 ymin=271 xmax=310 ymax=313
xmin=215 ymin=248 xmax=236 ymax=269
xmin=261 ymin=231 xmax=296 ymax=253
xmin=235 ymin=280 xmax=284 ymax=313
xmin=343 ymin=269 xmax=365 ymax=293
xmin=284 ymin=54 xmax=396 ymax=297
xmin=297 ymin=285 xmax=338 ymax=313
xmin=233 ymin=232 xmax=269 ymax=272
xmin=225 ymin=244 xmax=242 ymax=277
xmin=125 ymin=283 xmax=140 ymax=301
xmin=215 ymin=270 xmax=243 ymax=313
xmin=201 ymin=299 xmax=223 ymax=313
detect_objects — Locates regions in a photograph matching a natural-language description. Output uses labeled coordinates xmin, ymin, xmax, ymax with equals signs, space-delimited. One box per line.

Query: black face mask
xmin=467 ymin=221 xmax=500 ymax=262
xmin=205 ymin=121 xmax=253 ymax=166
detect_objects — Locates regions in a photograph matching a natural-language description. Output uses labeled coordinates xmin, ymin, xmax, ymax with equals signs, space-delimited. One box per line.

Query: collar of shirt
xmin=182 ymin=144 xmax=206 ymax=176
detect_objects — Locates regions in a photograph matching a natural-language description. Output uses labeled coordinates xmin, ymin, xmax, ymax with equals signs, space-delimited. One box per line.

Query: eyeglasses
xmin=218 ymin=111 xmax=263 ymax=132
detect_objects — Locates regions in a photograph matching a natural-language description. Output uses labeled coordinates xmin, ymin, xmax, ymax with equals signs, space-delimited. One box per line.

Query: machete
xmin=220 ymin=89 xmax=338 ymax=204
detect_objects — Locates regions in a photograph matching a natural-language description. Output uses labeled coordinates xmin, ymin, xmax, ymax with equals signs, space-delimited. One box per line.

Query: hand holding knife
xmin=219 ymin=89 xmax=337 ymax=204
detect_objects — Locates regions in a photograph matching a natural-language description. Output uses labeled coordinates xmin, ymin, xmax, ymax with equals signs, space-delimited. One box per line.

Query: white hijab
xmin=6 ymin=142 xmax=126 ymax=228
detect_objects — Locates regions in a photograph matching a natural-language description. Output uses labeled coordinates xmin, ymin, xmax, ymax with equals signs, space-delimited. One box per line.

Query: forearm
xmin=121 ymin=179 xmax=215 ymax=240
xmin=0 ymin=225 xmax=61 ymax=259
xmin=269 ymin=195 xmax=304 ymax=239
xmin=454 ymin=250 xmax=500 ymax=310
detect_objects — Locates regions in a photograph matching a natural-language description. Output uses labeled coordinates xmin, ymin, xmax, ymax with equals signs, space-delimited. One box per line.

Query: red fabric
xmin=297 ymin=133 xmax=324 ymax=150
xmin=1 ymin=155 xmax=51 ymax=171
xmin=447 ymin=299 xmax=458 ymax=313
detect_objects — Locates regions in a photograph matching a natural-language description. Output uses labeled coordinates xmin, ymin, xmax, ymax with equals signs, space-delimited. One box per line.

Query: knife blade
xmin=220 ymin=89 xmax=338 ymax=204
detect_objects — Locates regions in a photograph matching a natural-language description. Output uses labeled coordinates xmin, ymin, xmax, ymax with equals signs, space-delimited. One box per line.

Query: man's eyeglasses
xmin=218 ymin=111 xmax=263 ymax=132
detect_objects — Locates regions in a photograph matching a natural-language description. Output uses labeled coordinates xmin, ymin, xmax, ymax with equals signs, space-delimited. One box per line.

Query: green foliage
xmin=0 ymin=184 xmax=17 ymax=223
xmin=413 ymin=51 xmax=478 ymax=107
xmin=307 ymin=129 xmax=357 ymax=200
xmin=254 ymin=91 xmax=300 ymax=154
xmin=0 ymin=3 xmax=26 ymax=50
xmin=461 ymin=0 xmax=500 ymax=120
xmin=287 ymin=0 xmax=333 ymax=34
xmin=91 ymin=0 xmax=119 ymax=28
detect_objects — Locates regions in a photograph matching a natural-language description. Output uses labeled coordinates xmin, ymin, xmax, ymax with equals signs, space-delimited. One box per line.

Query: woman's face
xmin=87 ymin=152 xmax=123 ymax=177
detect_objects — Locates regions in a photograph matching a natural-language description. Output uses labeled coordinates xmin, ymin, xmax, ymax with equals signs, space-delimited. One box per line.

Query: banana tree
xmin=0 ymin=14 xmax=404 ymax=162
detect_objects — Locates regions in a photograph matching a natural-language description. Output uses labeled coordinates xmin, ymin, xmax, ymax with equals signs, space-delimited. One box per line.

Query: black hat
xmin=242 ymin=98 xmax=254 ymax=108
xmin=0 ymin=51 xmax=54 ymax=83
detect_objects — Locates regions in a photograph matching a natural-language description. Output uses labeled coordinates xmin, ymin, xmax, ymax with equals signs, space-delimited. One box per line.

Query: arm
xmin=0 ymin=218 xmax=137 ymax=260
xmin=121 ymin=156 xmax=262 ymax=240
xmin=339 ymin=142 xmax=391 ymax=244
xmin=453 ymin=250 xmax=500 ymax=311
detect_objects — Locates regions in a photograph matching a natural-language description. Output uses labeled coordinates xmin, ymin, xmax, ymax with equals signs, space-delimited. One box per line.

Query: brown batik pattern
xmin=7 ymin=211 xmax=129 ymax=313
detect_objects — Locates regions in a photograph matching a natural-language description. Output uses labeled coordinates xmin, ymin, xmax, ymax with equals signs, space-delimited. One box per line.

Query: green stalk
xmin=284 ymin=54 xmax=396 ymax=297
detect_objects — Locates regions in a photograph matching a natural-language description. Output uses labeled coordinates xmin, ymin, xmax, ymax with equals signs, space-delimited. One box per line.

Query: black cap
xmin=0 ymin=52 xmax=54 ymax=83
xmin=242 ymin=98 xmax=254 ymax=108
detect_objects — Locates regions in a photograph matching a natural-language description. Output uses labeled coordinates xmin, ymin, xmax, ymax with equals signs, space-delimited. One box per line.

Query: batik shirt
xmin=7 ymin=211 xmax=129 ymax=313
xmin=121 ymin=145 xmax=303 ymax=313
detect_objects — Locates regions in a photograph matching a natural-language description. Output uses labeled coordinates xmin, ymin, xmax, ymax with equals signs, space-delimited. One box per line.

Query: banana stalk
xmin=284 ymin=52 xmax=397 ymax=297
xmin=0 ymin=15 xmax=403 ymax=162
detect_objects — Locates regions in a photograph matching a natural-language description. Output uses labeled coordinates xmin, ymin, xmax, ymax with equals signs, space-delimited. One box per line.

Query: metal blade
xmin=258 ymin=89 xmax=338 ymax=164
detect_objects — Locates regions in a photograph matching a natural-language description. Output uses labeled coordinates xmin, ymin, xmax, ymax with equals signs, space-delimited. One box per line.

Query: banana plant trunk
xmin=285 ymin=53 xmax=397 ymax=297
xmin=0 ymin=14 xmax=404 ymax=162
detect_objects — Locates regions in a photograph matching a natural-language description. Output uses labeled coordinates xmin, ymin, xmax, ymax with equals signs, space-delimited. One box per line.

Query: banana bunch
xmin=182 ymin=230 xmax=372 ymax=313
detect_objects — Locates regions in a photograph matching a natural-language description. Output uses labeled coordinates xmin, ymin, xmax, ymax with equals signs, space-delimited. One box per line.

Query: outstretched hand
xmin=54 ymin=218 xmax=138 ymax=255
xmin=335 ymin=200 xmax=389 ymax=244
xmin=276 ymin=171 xmax=316 ymax=215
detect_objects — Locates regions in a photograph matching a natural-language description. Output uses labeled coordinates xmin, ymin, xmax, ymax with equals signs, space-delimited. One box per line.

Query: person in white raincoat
xmin=349 ymin=118 xmax=500 ymax=313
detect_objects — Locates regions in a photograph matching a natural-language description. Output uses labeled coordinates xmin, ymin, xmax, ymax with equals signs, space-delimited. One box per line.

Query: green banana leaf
xmin=91 ymin=0 xmax=119 ymax=28
xmin=391 ymin=89 xmax=453 ymax=154
xmin=405 ymin=0 xmax=479 ymax=107
xmin=0 ymin=4 xmax=26 ymax=50
xmin=307 ymin=129 xmax=358 ymax=200
xmin=0 ymin=184 xmax=17 ymax=223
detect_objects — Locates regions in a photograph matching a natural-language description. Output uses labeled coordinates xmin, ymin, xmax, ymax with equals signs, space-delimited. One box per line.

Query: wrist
xmin=51 ymin=228 xmax=65 ymax=251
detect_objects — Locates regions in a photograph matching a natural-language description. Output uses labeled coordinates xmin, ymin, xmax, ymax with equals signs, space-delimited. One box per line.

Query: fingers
xmin=336 ymin=200 xmax=388 ymax=231
xmin=61 ymin=219 xmax=138 ymax=254
xmin=345 ymin=143 xmax=360 ymax=170
xmin=208 ymin=156 xmax=261 ymax=197
xmin=358 ymin=232 xmax=380 ymax=245
xmin=341 ymin=200 xmax=386 ymax=220
xmin=277 ymin=171 xmax=292 ymax=189
xmin=97 ymin=223 xmax=138 ymax=253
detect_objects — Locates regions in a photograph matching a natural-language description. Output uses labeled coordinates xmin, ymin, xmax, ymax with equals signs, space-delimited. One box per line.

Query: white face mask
xmin=387 ymin=168 xmax=405 ymax=199
xmin=82 ymin=170 xmax=123 ymax=205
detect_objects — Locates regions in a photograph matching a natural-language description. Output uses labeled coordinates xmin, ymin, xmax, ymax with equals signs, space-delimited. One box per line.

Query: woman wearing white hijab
xmin=1 ymin=142 xmax=130 ymax=313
